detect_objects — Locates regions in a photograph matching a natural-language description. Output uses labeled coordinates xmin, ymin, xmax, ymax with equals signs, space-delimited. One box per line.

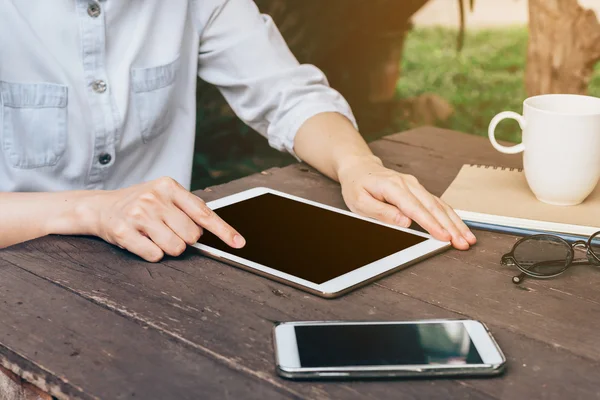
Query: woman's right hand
xmin=86 ymin=177 xmax=245 ymax=262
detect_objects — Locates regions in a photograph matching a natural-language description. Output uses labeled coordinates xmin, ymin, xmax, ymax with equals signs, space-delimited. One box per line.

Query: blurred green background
xmin=397 ymin=27 xmax=600 ymax=141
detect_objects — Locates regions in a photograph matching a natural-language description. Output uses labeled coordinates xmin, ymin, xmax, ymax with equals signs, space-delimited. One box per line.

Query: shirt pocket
xmin=0 ymin=81 xmax=68 ymax=169
xmin=131 ymin=56 xmax=180 ymax=143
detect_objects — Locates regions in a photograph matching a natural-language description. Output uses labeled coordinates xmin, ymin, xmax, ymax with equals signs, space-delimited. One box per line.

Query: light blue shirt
xmin=0 ymin=0 xmax=356 ymax=191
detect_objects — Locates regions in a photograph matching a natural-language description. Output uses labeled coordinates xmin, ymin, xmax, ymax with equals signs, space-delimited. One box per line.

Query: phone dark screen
xmin=295 ymin=323 xmax=484 ymax=367
xmin=198 ymin=193 xmax=427 ymax=284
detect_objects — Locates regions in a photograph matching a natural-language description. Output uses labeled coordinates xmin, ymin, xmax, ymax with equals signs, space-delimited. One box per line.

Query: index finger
xmin=380 ymin=182 xmax=451 ymax=242
xmin=172 ymin=189 xmax=245 ymax=249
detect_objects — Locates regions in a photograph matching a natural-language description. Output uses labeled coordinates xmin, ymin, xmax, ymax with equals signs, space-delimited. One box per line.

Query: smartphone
xmin=273 ymin=320 xmax=506 ymax=379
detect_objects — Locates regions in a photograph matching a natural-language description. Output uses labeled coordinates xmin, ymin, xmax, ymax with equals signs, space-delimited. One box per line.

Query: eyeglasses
xmin=501 ymin=231 xmax=600 ymax=284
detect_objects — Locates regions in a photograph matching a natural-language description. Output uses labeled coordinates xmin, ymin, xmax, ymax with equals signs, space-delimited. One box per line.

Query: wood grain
xmin=0 ymin=259 xmax=294 ymax=400
xmin=0 ymin=365 xmax=51 ymax=400
xmin=2 ymin=239 xmax=494 ymax=399
xmin=1 ymin=127 xmax=599 ymax=399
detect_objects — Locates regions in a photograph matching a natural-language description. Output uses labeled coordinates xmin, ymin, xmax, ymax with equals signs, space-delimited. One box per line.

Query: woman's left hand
xmin=337 ymin=155 xmax=476 ymax=250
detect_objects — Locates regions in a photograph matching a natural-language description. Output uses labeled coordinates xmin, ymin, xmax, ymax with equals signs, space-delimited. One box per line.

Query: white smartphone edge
xmin=273 ymin=320 xmax=506 ymax=377
xmin=463 ymin=320 xmax=505 ymax=366
xmin=191 ymin=187 xmax=451 ymax=297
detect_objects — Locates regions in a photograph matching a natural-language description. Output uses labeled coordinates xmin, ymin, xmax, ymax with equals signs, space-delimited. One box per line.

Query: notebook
xmin=441 ymin=164 xmax=600 ymax=238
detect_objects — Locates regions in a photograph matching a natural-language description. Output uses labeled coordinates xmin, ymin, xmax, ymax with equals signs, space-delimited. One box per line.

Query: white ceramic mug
xmin=488 ymin=94 xmax=600 ymax=206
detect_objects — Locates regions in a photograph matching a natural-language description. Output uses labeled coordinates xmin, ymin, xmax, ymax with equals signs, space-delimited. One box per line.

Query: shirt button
xmin=92 ymin=80 xmax=107 ymax=93
xmin=87 ymin=3 xmax=101 ymax=18
xmin=98 ymin=153 xmax=112 ymax=165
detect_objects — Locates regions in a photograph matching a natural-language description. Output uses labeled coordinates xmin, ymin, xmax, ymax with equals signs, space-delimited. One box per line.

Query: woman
xmin=0 ymin=0 xmax=475 ymax=261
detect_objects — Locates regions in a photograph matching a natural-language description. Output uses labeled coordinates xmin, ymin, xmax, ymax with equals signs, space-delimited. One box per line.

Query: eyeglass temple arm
xmin=511 ymin=259 xmax=575 ymax=285
xmin=502 ymin=255 xmax=526 ymax=284
xmin=511 ymin=258 xmax=593 ymax=284
xmin=512 ymin=273 xmax=525 ymax=284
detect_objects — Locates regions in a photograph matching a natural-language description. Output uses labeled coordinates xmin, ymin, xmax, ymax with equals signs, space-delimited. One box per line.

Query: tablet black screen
xmin=198 ymin=193 xmax=427 ymax=284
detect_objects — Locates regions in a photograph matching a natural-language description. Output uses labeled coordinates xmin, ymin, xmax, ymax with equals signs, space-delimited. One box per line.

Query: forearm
xmin=293 ymin=112 xmax=381 ymax=181
xmin=0 ymin=191 xmax=98 ymax=248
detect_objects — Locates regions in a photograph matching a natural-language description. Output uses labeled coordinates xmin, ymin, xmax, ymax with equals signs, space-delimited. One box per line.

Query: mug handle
xmin=488 ymin=111 xmax=526 ymax=154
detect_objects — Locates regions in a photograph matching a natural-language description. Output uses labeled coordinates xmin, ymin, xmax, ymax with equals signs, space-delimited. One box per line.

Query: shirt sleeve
xmin=193 ymin=0 xmax=358 ymax=160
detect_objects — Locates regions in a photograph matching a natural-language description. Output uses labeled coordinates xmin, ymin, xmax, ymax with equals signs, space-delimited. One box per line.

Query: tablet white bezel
xmin=191 ymin=187 xmax=450 ymax=296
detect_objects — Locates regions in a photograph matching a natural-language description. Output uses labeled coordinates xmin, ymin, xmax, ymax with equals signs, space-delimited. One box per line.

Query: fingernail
xmin=234 ymin=235 xmax=246 ymax=248
xmin=466 ymin=232 xmax=476 ymax=242
xmin=458 ymin=237 xmax=469 ymax=246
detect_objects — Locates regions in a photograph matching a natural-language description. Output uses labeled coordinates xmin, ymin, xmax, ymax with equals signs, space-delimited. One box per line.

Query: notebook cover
xmin=441 ymin=164 xmax=600 ymax=236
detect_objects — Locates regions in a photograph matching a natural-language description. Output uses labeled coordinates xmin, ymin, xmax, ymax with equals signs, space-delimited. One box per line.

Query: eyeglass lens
xmin=512 ymin=236 xmax=571 ymax=276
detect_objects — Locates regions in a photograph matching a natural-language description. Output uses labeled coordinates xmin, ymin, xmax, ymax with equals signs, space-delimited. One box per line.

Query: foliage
xmin=396 ymin=27 xmax=529 ymax=142
xmin=396 ymin=26 xmax=600 ymax=142
xmin=396 ymin=26 xmax=597 ymax=142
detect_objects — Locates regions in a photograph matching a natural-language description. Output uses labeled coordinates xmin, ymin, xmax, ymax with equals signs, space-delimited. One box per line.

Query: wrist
xmin=45 ymin=191 xmax=104 ymax=237
xmin=334 ymin=153 xmax=383 ymax=182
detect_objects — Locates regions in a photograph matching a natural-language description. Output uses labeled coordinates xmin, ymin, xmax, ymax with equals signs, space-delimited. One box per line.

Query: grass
xmin=396 ymin=26 xmax=600 ymax=142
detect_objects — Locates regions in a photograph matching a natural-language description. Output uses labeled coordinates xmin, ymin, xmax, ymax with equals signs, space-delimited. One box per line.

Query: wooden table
xmin=1 ymin=127 xmax=599 ymax=400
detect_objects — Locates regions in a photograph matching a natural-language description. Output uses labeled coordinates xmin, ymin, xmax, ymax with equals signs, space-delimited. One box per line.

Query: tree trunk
xmin=526 ymin=0 xmax=600 ymax=96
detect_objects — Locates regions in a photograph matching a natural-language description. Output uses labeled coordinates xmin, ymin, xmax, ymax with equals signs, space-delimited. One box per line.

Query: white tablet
xmin=192 ymin=187 xmax=450 ymax=298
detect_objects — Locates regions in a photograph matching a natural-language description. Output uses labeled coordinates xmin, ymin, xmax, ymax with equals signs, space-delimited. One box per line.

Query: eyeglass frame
xmin=501 ymin=231 xmax=600 ymax=284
